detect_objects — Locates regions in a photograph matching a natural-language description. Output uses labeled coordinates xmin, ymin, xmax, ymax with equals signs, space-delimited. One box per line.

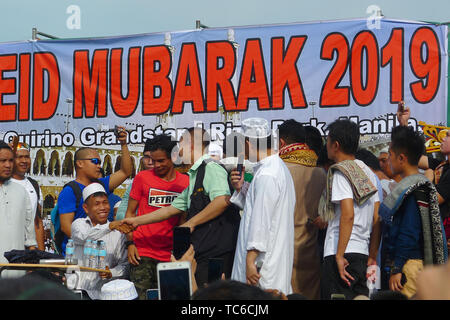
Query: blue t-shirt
xmin=57 ymin=176 xmax=111 ymax=253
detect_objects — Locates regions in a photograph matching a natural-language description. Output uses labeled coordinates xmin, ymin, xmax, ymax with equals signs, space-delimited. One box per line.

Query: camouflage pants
xmin=130 ymin=256 xmax=161 ymax=300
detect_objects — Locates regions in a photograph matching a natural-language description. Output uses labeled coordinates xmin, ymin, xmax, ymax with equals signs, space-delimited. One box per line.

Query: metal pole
xmin=195 ymin=20 xmax=209 ymax=29
xmin=31 ymin=27 xmax=59 ymax=40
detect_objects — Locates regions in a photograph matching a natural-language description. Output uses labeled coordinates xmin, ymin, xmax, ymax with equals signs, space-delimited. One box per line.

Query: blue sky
xmin=0 ymin=0 xmax=448 ymax=43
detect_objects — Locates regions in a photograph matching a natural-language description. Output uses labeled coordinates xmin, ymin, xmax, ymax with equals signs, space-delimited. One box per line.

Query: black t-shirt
xmin=436 ymin=163 xmax=450 ymax=219
xmin=427 ymin=155 xmax=442 ymax=171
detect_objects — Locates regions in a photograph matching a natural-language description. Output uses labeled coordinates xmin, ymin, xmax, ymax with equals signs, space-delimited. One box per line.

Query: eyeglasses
xmin=79 ymin=158 xmax=102 ymax=165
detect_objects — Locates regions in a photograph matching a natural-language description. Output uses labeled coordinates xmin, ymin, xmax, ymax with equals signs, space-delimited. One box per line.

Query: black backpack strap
xmin=63 ymin=179 xmax=107 ymax=210
xmin=63 ymin=181 xmax=83 ymax=210
xmin=193 ymin=161 xmax=208 ymax=195
xmin=27 ymin=177 xmax=40 ymax=201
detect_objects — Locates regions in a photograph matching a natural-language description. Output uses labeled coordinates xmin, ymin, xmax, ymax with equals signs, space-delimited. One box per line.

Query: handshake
xmin=109 ymin=219 xmax=138 ymax=234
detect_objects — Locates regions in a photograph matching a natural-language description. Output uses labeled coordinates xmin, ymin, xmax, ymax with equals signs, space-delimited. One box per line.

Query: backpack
xmin=186 ymin=159 xmax=241 ymax=261
xmin=51 ymin=179 xmax=106 ymax=254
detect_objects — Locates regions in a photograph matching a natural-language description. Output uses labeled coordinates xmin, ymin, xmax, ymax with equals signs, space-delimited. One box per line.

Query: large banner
xmin=0 ymin=18 xmax=447 ymax=148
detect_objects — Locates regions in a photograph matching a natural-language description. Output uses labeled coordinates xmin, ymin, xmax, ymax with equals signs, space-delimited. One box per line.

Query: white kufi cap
xmin=241 ymin=117 xmax=271 ymax=138
xmin=100 ymin=279 xmax=138 ymax=300
xmin=82 ymin=182 xmax=107 ymax=202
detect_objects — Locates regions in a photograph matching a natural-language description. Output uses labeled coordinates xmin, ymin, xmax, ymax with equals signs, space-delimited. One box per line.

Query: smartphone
xmin=207 ymin=258 xmax=224 ymax=283
xmin=146 ymin=289 xmax=159 ymax=300
xmin=113 ymin=125 xmax=120 ymax=137
xmin=255 ymin=260 xmax=263 ymax=273
xmin=237 ymin=154 xmax=244 ymax=178
xmin=172 ymin=226 xmax=191 ymax=260
xmin=157 ymin=261 xmax=192 ymax=300
xmin=330 ymin=293 xmax=346 ymax=300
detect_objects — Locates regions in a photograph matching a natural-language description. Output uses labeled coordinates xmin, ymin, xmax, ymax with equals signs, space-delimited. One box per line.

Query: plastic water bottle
xmin=89 ymin=240 xmax=98 ymax=269
xmin=65 ymin=239 xmax=75 ymax=264
xmin=82 ymin=239 xmax=93 ymax=267
xmin=97 ymin=240 xmax=107 ymax=269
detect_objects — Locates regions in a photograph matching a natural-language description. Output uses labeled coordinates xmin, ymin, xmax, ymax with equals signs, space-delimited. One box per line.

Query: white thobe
xmin=230 ymin=154 xmax=296 ymax=295
xmin=11 ymin=177 xmax=43 ymax=219
xmin=67 ymin=218 xmax=129 ymax=299
xmin=0 ymin=179 xmax=36 ymax=278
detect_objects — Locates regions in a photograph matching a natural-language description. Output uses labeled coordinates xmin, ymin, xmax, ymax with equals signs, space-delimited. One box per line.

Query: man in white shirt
xmin=10 ymin=142 xmax=45 ymax=251
xmin=320 ymin=120 xmax=381 ymax=300
xmin=229 ymin=118 xmax=296 ymax=295
xmin=69 ymin=182 xmax=129 ymax=299
xmin=0 ymin=140 xmax=36 ymax=278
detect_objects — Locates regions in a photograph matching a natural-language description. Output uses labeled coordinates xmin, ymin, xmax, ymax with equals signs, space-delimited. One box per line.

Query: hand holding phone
xmin=398 ymin=100 xmax=405 ymax=113
xmin=396 ymin=101 xmax=410 ymax=126
xmin=146 ymin=289 xmax=159 ymax=300
xmin=157 ymin=261 xmax=192 ymax=300
xmin=113 ymin=125 xmax=120 ymax=137
xmin=237 ymin=154 xmax=244 ymax=179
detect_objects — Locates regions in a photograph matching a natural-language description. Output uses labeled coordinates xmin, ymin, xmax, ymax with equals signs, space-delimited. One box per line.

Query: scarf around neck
xmin=379 ymin=174 xmax=447 ymax=266
xmin=318 ymin=159 xmax=377 ymax=222
xmin=279 ymin=143 xmax=318 ymax=167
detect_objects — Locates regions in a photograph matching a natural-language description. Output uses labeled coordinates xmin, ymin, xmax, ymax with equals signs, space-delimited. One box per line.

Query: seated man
xmin=68 ymin=183 xmax=129 ymax=300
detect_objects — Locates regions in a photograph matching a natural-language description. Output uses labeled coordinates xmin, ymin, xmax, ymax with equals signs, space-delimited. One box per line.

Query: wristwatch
xmin=390 ymin=266 xmax=402 ymax=275
xmin=125 ymin=240 xmax=135 ymax=248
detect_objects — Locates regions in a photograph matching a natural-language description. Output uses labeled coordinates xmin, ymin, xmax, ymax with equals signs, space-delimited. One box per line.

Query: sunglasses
xmin=80 ymin=158 xmax=102 ymax=165
xmin=17 ymin=142 xmax=30 ymax=151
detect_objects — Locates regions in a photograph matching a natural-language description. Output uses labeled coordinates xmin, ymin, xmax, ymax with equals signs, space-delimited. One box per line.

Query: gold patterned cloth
xmin=278 ymin=143 xmax=318 ymax=167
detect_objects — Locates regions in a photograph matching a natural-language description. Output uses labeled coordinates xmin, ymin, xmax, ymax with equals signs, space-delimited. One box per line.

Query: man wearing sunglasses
xmin=57 ymin=126 xmax=133 ymax=255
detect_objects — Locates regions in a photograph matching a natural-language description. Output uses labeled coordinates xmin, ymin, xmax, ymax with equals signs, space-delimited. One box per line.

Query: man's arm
xmin=108 ymin=236 xmax=129 ymax=278
xmin=24 ymin=193 xmax=37 ymax=250
xmin=34 ymin=206 xmax=45 ymax=251
xmin=181 ymin=163 xmax=232 ymax=231
xmin=60 ymin=212 xmax=75 ymax=238
xmin=135 ymin=205 xmax=183 ymax=225
xmin=124 ymin=197 xmax=140 ymax=265
xmin=120 ymin=205 xmax=184 ymax=232
xmin=368 ymin=201 xmax=381 ymax=265
xmin=108 ymin=127 xmax=133 ymax=191
xmin=389 ymin=197 xmax=423 ymax=292
xmin=246 ymin=249 xmax=261 ymax=286
xmin=335 ymin=198 xmax=355 ymax=287
xmin=181 ymin=195 xmax=230 ymax=232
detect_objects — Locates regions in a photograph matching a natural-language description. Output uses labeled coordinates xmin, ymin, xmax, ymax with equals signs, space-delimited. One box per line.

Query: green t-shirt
xmin=171 ymin=154 xmax=231 ymax=212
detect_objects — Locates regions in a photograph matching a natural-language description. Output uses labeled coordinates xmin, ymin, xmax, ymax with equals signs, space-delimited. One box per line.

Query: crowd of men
xmin=1 ymin=103 xmax=450 ymax=300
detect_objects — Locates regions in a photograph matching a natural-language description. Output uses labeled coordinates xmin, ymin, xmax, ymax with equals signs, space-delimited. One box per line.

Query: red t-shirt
xmin=129 ymin=169 xmax=189 ymax=261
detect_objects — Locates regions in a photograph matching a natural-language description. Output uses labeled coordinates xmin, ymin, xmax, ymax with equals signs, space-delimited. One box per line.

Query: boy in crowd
xmin=319 ymin=119 xmax=380 ymax=300
xmin=70 ymin=183 xmax=129 ymax=299
xmin=379 ymin=125 xmax=447 ymax=298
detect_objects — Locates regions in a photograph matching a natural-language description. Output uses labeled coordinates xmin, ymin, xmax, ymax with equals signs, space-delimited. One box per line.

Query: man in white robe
xmin=229 ymin=118 xmax=296 ymax=295
xmin=0 ymin=141 xmax=36 ymax=278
